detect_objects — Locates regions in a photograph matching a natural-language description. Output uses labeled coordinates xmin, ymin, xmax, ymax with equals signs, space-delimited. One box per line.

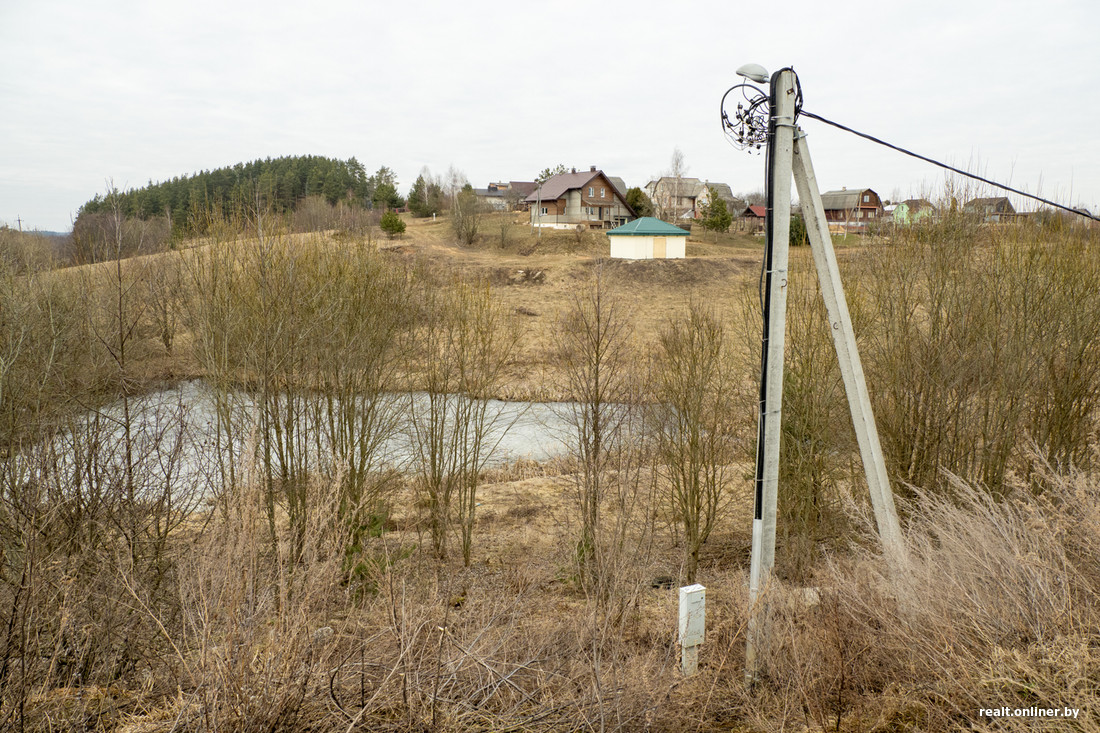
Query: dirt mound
xmin=594 ymin=256 xmax=753 ymax=287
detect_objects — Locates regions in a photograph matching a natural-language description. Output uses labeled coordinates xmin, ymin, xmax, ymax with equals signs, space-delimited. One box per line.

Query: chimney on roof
xmin=590 ymin=165 xmax=596 ymax=172
xmin=571 ymin=167 xmax=576 ymax=174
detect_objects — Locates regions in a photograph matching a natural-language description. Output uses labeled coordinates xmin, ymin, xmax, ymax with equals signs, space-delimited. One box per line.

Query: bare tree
xmin=667 ymin=147 xmax=690 ymax=222
xmin=558 ymin=263 xmax=635 ymax=590
xmin=187 ymin=199 xmax=416 ymax=566
xmin=445 ymin=165 xmax=468 ymax=211
xmin=451 ymin=186 xmax=484 ymax=247
xmin=650 ymin=148 xmax=692 ymax=223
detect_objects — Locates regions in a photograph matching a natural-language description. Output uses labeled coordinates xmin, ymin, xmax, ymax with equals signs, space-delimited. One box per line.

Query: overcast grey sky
xmin=2 ymin=0 xmax=1098 ymax=232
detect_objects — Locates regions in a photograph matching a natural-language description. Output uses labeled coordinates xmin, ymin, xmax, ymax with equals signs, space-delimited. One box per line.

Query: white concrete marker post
xmin=679 ymin=584 xmax=706 ymax=676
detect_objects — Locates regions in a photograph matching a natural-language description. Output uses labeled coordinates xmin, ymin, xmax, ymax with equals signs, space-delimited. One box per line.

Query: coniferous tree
xmin=699 ymin=186 xmax=732 ymax=241
xmin=625 ymin=187 xmax=654 ymax=217
xmin=380 ymin=210 xmax=406 ymax=238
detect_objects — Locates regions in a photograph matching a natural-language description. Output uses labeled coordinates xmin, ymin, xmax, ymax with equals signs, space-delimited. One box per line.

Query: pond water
xmin=45 ymin=381 xmax=584 ymax=497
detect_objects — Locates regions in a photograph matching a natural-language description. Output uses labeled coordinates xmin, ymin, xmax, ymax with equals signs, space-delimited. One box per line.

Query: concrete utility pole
xmin=745 ymin=68 xmax=797 ymax=685
xmin=742 ymin=67 xmax=908 ymax=686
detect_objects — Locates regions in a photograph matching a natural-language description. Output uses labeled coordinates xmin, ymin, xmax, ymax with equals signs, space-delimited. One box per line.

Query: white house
xmin=606 ymin=217 xmax=690 ymax=259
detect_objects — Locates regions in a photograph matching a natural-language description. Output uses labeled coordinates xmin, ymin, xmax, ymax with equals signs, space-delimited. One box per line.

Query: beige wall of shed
xmin=609 ymin=235 xmax=686 ymax=259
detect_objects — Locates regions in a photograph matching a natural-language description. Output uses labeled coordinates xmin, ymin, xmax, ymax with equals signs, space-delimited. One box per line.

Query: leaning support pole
xmin=791 ymin=129 xmax=909 ymax=577
xmin=745 ymin=68 xmax=797 ymax=685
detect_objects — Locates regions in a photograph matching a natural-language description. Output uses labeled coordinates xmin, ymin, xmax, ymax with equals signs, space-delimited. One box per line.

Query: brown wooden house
xmin=738 ymin=204 xmax=767 ymax=233
xmin=819 ymin=188 xmax=883 ymax=232
xmin=525 ymin=167 xmax=636 ymax=230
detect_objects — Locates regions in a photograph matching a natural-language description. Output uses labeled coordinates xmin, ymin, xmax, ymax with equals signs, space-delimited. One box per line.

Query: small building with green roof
xmin=606 ymin=217 xmax=690 ymax=259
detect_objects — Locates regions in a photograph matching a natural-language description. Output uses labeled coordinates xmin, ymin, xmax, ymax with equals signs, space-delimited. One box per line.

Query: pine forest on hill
xmin=74 ymin=155 xmax=403 ymax=234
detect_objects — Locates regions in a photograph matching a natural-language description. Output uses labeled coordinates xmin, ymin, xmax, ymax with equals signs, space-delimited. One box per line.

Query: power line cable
xmin=797 ymin=109 xmax=1100 ymax=222
xmin=721 ymin=75 xmax=1098 ymax=222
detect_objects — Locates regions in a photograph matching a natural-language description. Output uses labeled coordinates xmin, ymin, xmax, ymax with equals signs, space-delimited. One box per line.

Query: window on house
xmin=600 ymin=187 xmax=605 ymax=197
xmin=589 ymin=187 xmax=594 ymax=197
xmin=540 ymin=207 xmax=548 ymax=215
xmin=868 ymin=211 xmax=875 ymax=218
xmin=863 ymin=194 xmax=870 ymax=203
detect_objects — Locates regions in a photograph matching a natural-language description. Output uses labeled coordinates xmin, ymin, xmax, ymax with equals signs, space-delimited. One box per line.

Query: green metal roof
xmin=606 ymin=217 xmax=691 ymax=236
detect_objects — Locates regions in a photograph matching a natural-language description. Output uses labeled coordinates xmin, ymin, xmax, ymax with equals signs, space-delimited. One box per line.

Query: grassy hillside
xmin=3 ymin=209 xmax=1100 ymax=731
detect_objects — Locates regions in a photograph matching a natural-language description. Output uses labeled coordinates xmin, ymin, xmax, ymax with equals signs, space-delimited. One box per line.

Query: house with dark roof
xmin=508 ymin=181 xmax=537 ymax=199
xmin=819 ymin=188 xmax=883 ymax=232
xmin=525 ymin=167 xmax=635 ymax=229
xmin=474 ymin=186 xmax=508 ymax=211
xmin=476 ymin=181 xmax=536 ymax=211
xmin=964 ymin=197 xmax=1017 ymax=223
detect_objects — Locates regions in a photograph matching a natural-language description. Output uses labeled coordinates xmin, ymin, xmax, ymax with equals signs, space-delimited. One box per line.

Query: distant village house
xmin=819 ymin=188 xmax=883 ymax=233
xmin=644 ymin=177 xmax=741 ymax=221
xmin=526 ymin=167 xmax=635 ymax=230
xmin=475 ymin=181 xmax=536 ymax=211
xmin=964 ymin=197 xmax=1017 ymax=223
xmin=890 ymin=198 xmax=936 ymax=225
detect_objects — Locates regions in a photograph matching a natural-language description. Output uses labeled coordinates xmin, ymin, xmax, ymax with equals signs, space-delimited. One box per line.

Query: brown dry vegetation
xmin=2 ymin=205 xmax=1100 ymax=731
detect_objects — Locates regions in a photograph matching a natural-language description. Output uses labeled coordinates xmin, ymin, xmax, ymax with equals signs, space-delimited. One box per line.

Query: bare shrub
xmin=451 ymin=187 xmax=484 ymax=246
xmin=0 ymin=227 xmax=55 ymax=275
xmin=289 ymin=194 xmax=339 ymax=233
xmin=70 ymin=209 xmax=171 ymax=265
xmin=650 ymin=302 xmax=738 ymax=583
xmin=408 ymin=279 xmax=519 ymax=565
xmin=175 ymin=468 xmax=350 ymax=731
xmin=289 ymin=195 xmax=379 ymax=236
xmin=142 ymin=251 xmax=186 ymax=355
xmin=0 ymin=191 xmax=201 ymax=729
xmin=855 ymin=214 xmax=1100 ymax=495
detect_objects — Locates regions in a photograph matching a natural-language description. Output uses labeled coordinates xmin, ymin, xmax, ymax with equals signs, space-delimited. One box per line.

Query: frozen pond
xmin=25 ymin=381 xmax=585 ymax=498
xmin=156 ymin=379 xmax=579 ymax=461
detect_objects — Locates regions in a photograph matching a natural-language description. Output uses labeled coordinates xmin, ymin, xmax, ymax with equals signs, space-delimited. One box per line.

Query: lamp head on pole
xmin=736 ymin=63 xmax=770 ymax=84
